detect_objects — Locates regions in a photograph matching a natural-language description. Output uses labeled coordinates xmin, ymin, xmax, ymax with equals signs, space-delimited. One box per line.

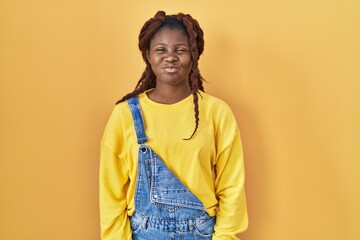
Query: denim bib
xmin=127 ymin=96 xmax=215 ymax=240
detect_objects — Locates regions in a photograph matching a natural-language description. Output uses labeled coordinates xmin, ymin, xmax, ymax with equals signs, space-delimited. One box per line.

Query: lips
xmin=162 ymin=65 xmax=179 ymax=73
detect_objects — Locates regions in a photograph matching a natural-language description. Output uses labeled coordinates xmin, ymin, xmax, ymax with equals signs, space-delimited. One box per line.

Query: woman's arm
xmin=99 ymin=144 xmax=131 ymax=240
xmin=212 ymin=105 xmax=248 ymax=239
xmin=99 ymin=106 xmax=132 ymax=240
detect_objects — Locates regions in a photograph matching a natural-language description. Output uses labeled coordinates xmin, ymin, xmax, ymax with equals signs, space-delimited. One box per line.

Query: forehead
xmin=150 ymin=28 xmax=189 ymax=46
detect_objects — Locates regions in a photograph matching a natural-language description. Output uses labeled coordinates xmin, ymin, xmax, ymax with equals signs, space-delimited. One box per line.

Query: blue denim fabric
xmin=127 ymin=97 xmax=215 ymax=240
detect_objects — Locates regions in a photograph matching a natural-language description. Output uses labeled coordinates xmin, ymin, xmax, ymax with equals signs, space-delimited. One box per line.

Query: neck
xmin=147 ymin=85 xmax=192 ymax=104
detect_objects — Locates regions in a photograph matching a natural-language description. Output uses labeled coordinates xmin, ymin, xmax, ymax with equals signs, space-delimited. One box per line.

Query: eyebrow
xmin=153 ymin=43 xmax=189 ymax=47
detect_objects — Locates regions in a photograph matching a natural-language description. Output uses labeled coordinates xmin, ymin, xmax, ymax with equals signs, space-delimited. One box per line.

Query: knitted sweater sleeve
xmin=99 ymin=107 xmax=132 ymax=240
xmin=212 ymin=104 xmax=248 ymax=239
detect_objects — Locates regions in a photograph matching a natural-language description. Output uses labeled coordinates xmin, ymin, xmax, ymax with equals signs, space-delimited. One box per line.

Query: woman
xmin=100 ymin=11 xmax=248 ymax=240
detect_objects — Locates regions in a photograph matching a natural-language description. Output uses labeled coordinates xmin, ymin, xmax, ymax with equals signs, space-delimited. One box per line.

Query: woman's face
xmin=147 ymin=28 xmax=192 ymax=89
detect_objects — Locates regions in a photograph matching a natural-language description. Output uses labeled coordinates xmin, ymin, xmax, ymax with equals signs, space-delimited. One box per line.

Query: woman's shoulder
xmin=199 ymin=92 xmax=233 ymax=112
xmin=113 ymin=99 xmax=131 ymax=113
xmin=106 ymin=98 xmax=134 ymax=125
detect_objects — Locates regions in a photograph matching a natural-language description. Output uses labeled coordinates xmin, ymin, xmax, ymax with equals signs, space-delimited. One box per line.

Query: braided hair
xmin=117 ymin=11 xmax=205 ymax=139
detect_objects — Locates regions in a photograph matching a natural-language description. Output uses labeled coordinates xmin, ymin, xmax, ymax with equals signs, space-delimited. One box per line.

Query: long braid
xmin=177 ymin=13 xmax=204 ymax=139
xmin=117 ymin=11 xmax=205 ymax=139
xmin=116 ymin=65 xmax=156 ymax=104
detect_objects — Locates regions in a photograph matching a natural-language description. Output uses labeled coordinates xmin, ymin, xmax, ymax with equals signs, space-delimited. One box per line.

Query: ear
xmin=146 ymin=50 xmax=152 ymax=64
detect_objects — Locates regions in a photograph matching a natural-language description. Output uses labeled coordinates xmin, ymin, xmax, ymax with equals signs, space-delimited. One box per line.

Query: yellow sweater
xmin=99 ymin=91 xmax=248 ymax=240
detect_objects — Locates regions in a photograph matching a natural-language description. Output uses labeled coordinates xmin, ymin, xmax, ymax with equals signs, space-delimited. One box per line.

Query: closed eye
xmin=155 ymin=48 xmax=166 ymax=53
xmin=177 ymin=48 xmax=188 ymax=53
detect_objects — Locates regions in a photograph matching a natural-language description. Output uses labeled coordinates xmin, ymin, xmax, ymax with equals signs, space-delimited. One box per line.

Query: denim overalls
xmin=127 ymin=96 xmax=216 ymax=240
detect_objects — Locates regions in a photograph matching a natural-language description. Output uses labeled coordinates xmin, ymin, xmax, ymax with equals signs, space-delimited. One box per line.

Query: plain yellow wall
xmin=1 ymin=0 xmax=359 ymax=239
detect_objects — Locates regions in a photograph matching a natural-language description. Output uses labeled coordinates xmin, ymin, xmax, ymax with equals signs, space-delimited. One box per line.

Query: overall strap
xmin=127 ymin=96 xmax=148 ymax=144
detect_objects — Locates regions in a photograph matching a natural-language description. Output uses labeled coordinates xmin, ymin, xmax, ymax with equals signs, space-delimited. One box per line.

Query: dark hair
xmin=117 ymin=10 xmax=205 ymax=139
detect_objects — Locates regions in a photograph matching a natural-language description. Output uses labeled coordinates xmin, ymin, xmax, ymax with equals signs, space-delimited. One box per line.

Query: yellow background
xmin=1 ymin=0 xmax=359 ymax=239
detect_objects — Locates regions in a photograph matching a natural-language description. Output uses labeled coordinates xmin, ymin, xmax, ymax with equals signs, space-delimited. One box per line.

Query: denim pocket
xmin=194 ymin=216 xmax=215 ymax=238
xmin=130 ymin=214 xmax=145 ymax=235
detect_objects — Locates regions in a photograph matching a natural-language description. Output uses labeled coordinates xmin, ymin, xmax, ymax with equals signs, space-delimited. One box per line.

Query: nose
xmin=164 ymin=53 xmax=178 ymax=62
